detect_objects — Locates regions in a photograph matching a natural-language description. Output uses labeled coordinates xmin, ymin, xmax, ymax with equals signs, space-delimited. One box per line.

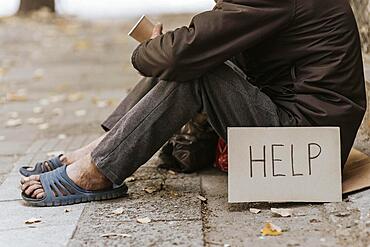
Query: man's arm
xmin=132 ymin=0 xmax=294 ymax=82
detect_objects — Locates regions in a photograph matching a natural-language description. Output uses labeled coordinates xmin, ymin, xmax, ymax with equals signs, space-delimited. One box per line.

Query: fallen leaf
xmin=58 ymin=134 xmax=67 ymax=139
xmin=261 ymin=223 xmax=282 ymax=236
xmin=49 ymin=95 xmax=66 ymax=103
xmin=137 ymin=217 xmax=151 ymax=224
xmin=0 ymin=67 xmax=5 ymax=77
xmin=27 ymin=117 xmax=44 ymax=125
xmin=64 ymin=208 xmax=71 ymax=213
xmin=52 ymin=108 xmax=64 ymax=116
xmin=6 ymin=92 xmax=27 ymax=102
xmin=33 ymin=68 xmax=45 ymax=80
xmin=309 ymin=218 xmax=320 ymax=223
xmin=335 ymin=212 xmax=351 ymax=217
xmin=112 ymin=207 xmax=124 ymax=215
xmin=67 ymin=93 xmax=83 ymax=102
xmin=74 ymin=40 xmax=90 ymax=51
xmin=249 ymin=208 xmax=261 ymax=214
xmin=197 ymin=195 xmax=207 ymax=202
xmin=25 ymin=218 xmax=42 ymax=224
xmin=33 ymin=106 xmax=43 ymax=114
xmin=271 ymin=208 xmax=292 ymax=217
xmin=5 ymin=119 xmax=22 ymax=127
xmin=92 ymin=98 xmax=113 ymax=108
xmin=125 ymin=176 xmax=136 ymax=182
xmin=9 ymin=112 xmax=19 ymax=118
xmin=168 ymin=170 xmax=177 ymax=175
xmin=101 ymin=233 xmax=131 ymax=238
xmin=38 ymin=123 xmax=49 ymax=130
xmin=144 ymin=187 xmax=157 ymax=194
xmin=39 ymin=98 xmax=50 ymax=106
xmin=74 ymin=109 xmax=87 ymax=117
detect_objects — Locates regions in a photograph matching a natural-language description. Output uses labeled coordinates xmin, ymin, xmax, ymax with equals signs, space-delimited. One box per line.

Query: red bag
xmin=214 ymin=138 xmax=228 ymax=172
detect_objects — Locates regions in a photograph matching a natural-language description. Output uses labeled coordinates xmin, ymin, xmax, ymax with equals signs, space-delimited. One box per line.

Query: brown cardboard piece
xmin=342 ymin=149 xmax=370 ymax=194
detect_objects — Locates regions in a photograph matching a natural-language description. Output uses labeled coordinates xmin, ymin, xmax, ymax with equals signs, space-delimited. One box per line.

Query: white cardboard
xmin=228 ymin=127 xmax=342 ymax=203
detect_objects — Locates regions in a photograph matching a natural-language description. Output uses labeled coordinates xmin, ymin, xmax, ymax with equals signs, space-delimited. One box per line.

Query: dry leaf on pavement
xmin=271 ymin=208 xmax=292 ymax=217
xmin=52 ymin=108 xmax=64 ymax=116
xmin=335 ymin=212 xmax=351 ymax=217
xmin=168 ymin=170 xmax=177 ymax=175
xmin=58 ymin=134 xmax=67 ymax=139
xmin=25 ymin=218 xmax=42 ymax=224
xmin=249 ymin=208 xmax=261 ymax=214
xmin=74 ymin=109 xmax=87 ymax=117
xmin=144 ymin=187 xmax=157 ymax=194
xmin=67 ymin=93 xmax=83 ymax=102
xmin=27 ymin=117 xmax=44 ymax=125
xmin=101 ymin=233 xmax=131 ymax=238
xmin=5 ymin=89 xmax=28 ymax=101
xmin=38 ymin=123 xmax=49 ymax=130
xmin=125 ymin=176 xmax=136 ymax=182
xmin=9 ymin=112 xmax=19 ymax=118
xmin=33 ymin=68 xmax=45 ymax=80
xmin=39 ymin=98 xmax=50 ymax=106
xmin=137 ymin=217 xmax=151 ymax=224
xmin=197 ymin=195 xmax=207 ymax=202
xmin=261 ymin=223 xmax=282 ymax=236
xmin=33 ymin=106 xmax=43 ymax=114
xmin=112 ymin=207 xmax=124 ymax=215
xmin=5 ymin=119 xmax=22 ymax=127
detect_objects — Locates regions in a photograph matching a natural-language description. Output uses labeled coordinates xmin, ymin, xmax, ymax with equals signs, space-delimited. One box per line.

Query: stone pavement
xmin=1 ymin=13 xmax=370 ymax=247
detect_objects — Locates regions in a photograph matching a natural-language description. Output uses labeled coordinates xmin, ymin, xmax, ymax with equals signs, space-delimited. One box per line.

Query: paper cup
xmin=128 ymin=15 xmax=155 ymax=43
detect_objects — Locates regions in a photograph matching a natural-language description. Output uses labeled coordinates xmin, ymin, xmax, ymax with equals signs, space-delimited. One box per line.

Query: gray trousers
xmin=91 ymin=63 xmax=281 ymax=185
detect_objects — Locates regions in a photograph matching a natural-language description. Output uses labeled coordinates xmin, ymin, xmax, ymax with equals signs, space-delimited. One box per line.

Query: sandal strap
xmin=40 ymin=166 xmax=88 ymax=203
xmin=46 ymin=155 xmax=64 ymax=170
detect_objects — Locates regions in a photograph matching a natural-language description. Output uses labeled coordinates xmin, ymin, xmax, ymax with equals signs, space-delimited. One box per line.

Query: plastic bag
xmin=158 ymin=113 xmax=218 ymax=173
xmin=214 ymin=138 xmax=228 ymax=172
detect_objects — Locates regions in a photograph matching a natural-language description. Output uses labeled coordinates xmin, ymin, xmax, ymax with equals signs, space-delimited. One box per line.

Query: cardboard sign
xmin=228 ymin=127 xmax=342 ymax=203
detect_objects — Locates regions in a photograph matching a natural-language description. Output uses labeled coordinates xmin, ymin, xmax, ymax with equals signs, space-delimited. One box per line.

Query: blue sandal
xmin=19 ymin=155 xmax=64 ymax=177
xmin=21 ymin=166 xmax=128 ymax=207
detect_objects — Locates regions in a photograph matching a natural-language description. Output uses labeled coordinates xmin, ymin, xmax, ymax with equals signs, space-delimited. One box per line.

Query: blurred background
xmin=0 ymin=0 xmax=214 ymax=18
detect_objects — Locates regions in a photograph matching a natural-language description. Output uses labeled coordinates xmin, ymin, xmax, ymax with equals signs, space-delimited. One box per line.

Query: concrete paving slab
xmin=79 ymin=193 xmax=202 ymax=223
xmin=70 ymin=218 xmax=203 ymax=247
xmin=0 ymin=200 xmax=84 ymax=232
xmin=0 ymin=224 xmax=80 ymax=247
xmin=201 ymin=173 xmax=227 ymax=197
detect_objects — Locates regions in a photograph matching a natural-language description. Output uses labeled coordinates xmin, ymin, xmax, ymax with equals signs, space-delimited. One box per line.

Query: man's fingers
xmin=151 ymin=23 xmax=163 ymax=39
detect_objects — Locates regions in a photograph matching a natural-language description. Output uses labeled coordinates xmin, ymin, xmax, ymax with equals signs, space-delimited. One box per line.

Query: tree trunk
xmin=18 ymin=0 xmax=55 ymax=14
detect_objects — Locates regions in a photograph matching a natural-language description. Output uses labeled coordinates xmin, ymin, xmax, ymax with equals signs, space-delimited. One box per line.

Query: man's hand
xmin=150 ymin=23 xmax=163 ymax=39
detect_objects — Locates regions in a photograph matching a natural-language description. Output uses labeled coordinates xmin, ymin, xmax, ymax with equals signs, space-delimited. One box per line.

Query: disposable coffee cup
xmin=128 ymin=15 xmax=155 ymax=43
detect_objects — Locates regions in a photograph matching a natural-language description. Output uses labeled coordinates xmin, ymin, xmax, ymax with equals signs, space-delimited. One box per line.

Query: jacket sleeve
xmin=131 ymin=0 xmax=294 ymax=82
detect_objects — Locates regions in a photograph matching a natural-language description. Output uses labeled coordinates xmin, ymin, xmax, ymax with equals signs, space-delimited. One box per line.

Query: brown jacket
xmin=132 ymin=0 xmax=367 ymax=167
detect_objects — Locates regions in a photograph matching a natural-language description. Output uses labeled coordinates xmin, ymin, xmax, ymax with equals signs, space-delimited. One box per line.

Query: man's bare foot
xmin=21 ymin=153 xmax=112 ymax=199
xmin=59 ymin=133 xmax=107 ymax=165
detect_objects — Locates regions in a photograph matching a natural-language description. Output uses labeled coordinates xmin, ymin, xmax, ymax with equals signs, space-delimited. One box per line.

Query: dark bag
xmin=158 ymin=113 xmax=219 ymax=173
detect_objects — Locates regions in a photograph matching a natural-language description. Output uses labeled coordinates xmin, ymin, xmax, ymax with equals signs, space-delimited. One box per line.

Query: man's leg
xmin=57 ymin=77 xmax=160 ymax=165
xmin=92 ymin=63 xmax=280 ymax=184
xmin=101 ymin=77 xmax=160 ymax=131
xmin=21 ymin=63 xmax=280 ymax=198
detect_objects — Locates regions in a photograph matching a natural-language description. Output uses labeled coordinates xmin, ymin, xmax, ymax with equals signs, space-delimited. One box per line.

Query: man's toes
xmin=32 ymin=188 xmax=45 ymax=198
xmin=36 ymin=192 xmax=45 ymax=199
xmin=21 ymin=180 xmax=41 ymax=192
xmin=24 ymin=183 xmax=43 ymax=196
xmin=20 ymin=175 xmax=40 ymax=184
